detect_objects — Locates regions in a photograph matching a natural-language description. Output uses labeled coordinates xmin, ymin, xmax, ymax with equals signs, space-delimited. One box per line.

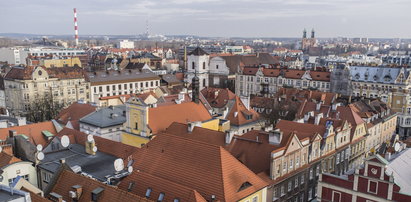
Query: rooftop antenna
xmin=73 ymin=8 xmax=79 ymax=47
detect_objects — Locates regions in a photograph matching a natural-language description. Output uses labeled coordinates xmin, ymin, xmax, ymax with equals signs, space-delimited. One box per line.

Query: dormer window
xmin=238 ymin=181 xmax=252 ymax=192
xmin=158 ymin=192 xmax=165 ymax=202
xmin=145 ymin=188 xmax=152 ymax=198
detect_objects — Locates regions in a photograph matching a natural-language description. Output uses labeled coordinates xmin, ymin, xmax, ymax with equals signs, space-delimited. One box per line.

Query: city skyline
xmin=1 ymin=0 xmax=410 ymax=38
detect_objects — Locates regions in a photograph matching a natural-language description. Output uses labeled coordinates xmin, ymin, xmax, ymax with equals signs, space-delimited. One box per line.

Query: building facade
xmin=4 ymin=66 xmax=89 ymax=116
xmin=236 ymin=66 xmax=331 ymax=96
xmin=87 ymin=69 xmax=160 ymax=103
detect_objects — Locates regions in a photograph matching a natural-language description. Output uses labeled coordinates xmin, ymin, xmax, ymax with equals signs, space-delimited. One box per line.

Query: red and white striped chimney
xmin=73 ymin=8 xmax=79 ymax=47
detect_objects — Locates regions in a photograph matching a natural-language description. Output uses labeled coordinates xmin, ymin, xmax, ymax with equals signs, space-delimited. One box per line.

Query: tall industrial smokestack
xmin=73 ymin=8 xmax=79 ymax=47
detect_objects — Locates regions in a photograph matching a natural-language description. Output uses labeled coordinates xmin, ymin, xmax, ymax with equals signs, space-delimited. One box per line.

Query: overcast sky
xmin=0 ymin=0 xmax=410 ymax=38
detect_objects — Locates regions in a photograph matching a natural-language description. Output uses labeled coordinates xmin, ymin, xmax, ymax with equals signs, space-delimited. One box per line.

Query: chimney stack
xmin=314 ymin=113 xmax=323 ymax=125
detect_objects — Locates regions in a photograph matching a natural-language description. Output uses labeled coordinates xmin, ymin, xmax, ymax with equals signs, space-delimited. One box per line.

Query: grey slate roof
xmin=189 ymin=47 xmax=209 ymax=56
xmin=38 ymin=144 xmax=117 ymax=182
xmin=87 ymin=69 xmax=159 ymax=84
xmin=350 ymin=66 xmax=408 ymax=84
xmin=79 ymin=105 xmax=126 ymax=128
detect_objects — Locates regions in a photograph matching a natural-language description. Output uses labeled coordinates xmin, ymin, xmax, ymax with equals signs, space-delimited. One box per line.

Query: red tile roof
xmin=0 ymin=122 xmax=57 ymax=146
xmin=50 ymin=170 xmax=150 ymax=202
xmin=0 ymin=151 xmax=21 ymax=168
xmin=201 ymin=87 xmax=236 ymax=108
xmin=128 ymin=134 xmax=267 ymax=202
xmin=56 ymin=102 xmax=96 ymax=130
xmin=148 ymin=102 xmax=212 ymax=134
xmin=226 ymin=96 xmax=260 ymax=126
xmin=164 ymin=122 xmax=226 ymax=146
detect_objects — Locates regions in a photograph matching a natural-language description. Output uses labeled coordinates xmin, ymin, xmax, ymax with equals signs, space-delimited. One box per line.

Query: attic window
xmin=158 ymin=193 xmax=165 ymax=202
xmin=145 ymin=188 xmax=152 ymax=198
xmin=238 ymin=181 xmax=252 ymax=192
xmin=316 ymin=75 xmax=320 ymax=77
xmin=246 ymin=114 xmax=253 ymax=120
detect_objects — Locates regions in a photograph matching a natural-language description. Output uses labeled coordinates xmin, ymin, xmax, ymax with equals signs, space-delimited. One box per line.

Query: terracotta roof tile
xmin=201 ymin=87 xmax=236 ymax=108
xmin=0 ymin=151 xmax=21 ymax=168
xmin=129 ymin=134 xmax=267 ymax=202
xmin=50 ymin=170 xmax=150 ymax=202
xmin=164 ymin=122 xmax=226 ymax=146
xmin=56 ymin=103 xmax=96 ymax=130
xmin=0 ymin=121 xmax=57 ymax=146
xmin=226 ymin=97 xmax=260 ymax=126
xmin=148 ymin=102 xmax=212 ymax=134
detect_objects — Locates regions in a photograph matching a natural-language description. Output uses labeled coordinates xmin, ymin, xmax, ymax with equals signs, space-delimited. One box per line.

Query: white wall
xmin=0 ymin=162 xmax=37 ymax=187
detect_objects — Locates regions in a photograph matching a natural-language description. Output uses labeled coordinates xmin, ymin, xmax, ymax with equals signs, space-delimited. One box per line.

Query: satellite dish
xmin=61 ymin=135 xmax=70 ymax=148
xmin=37 ymin=152 xmax=45 ymax=161
xmin=92 ymin=146 xmax=98 ymax=153
xmin=114 ymin=158 xmax=124 ymax=172
xmin=36 ymin=144 xmax=43 ymax=152
xmin=87 ymin=135 xmax=94 ymax=142
xmin=128 ymin=166 xmax=133 ymax=173
xmin=394 ymin=142 xmax=400 ymax=152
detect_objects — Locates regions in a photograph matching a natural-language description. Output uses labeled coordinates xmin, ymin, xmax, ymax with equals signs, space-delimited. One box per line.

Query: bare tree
xmin=26 ymin=94 xmax=66 ymax=123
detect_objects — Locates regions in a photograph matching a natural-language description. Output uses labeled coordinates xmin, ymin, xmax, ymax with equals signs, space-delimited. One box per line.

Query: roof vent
xmin=70 ymin=185 xmax=83 ymax=200
xmin=91 ymin=187 xmax=104 ymax=202
xmin=269 ymin=129 xmax=282 ymax=145
xmin=49 ymin=192 xmax=63 ymax=202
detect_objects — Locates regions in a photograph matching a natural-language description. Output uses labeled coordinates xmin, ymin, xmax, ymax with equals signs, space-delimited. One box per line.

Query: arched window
xmin=203 ymin=79 xmax=206 ymax=87
xmin=192 ymin=62 xmax=195 ymax=69
xmin=203 ymin=62 xmax=206 ymax=69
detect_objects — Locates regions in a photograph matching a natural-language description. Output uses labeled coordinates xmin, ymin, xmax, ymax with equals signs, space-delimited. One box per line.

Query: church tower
xmin=192 ymin=71 xmax=200 ymax=103
xmin=186 ymin=47 xmax=209 ymax=90
xmin=303 ymin=28 xmax=307 ymax=38
xmin=311 ymin=29 xmax=315 ymax=38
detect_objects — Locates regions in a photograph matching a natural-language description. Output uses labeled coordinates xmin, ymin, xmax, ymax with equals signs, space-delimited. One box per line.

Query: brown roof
xmin=119 ymin=171 xmax=207 ymax=202
xmin=0 ymin=121 xmax=57 ymax=146
xmin=242 ymin=67 xmax=330 ymax=81
xmin=226 ymin=96 xmax=260 ymax=126
xmin=4 ymin=66 xmax=86 ymax=80
xmin=29 ymin=192 xmax=51 ymax=202
xmin=227 ymin=130 xmax=286 ymax=175
xmin=57 ymin=128 xmax=138 ymax=161
xmin=148 ymin=102 xmax=212 ymax=134
xmin=275 ymin=120 xmax=326 ymax=140
xmin=164 ymin=122 xmax=226 ymax=146
xmin=129 ymin=134 xmax=267 ymax=202
xmin=201 ymin=87 xmax=236 ymax=108
xmin=50 ymin=170 xmax=150 ymax=202
xmin=0 ymin=151 xmax=21 ymax=168
xmin=56 ymin=102 xmax=96 ymax=129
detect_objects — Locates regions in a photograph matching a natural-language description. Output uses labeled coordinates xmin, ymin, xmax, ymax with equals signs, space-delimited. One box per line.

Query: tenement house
xmin=236 ymin=66 xmax=330 ymax=96
xmin=87 ymin=69 xmax=161 ymax=103
xmin=348 ymin=66 xmax=411 ymax=139
xmin=4 ymin=66 xmax=89 ymax=116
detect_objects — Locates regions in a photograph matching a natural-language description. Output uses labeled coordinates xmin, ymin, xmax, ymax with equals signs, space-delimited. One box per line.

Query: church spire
xmin=303 ymin=28 xmax=307 ymax=38
xmin=311 ymin=28 xmax=315 ymax=38
xmin=192 ymin=70 xmax=200 ymax=104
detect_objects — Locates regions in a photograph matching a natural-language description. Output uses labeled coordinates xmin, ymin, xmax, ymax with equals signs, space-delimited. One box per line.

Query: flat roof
xmin=38 ymin=144 xmax=117 ymax=182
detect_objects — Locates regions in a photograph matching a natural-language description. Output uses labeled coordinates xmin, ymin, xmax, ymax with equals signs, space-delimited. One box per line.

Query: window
xmin=309 ymin=168 xmax=313 ymax=179
xmin=203 ymin=62 xmax=206 ymax=69
xmin=288 ymin=181 xmax=292 ymax=191
xmin=216 ymin=65 xmax=219 ymax=69
xmin=252 ymin=196 xmax=258 ymax=202
xmin=295 ymin=178 xmax=298 ymax=188
xmin=113 ymin=85 xmax=116 ymax=90
xmin=94 ymin=87 xmax=97 ymax=93
xmin=135 ymin=122 xmax=138 ymax=130
xmin=119 ymin=84 xmax=122 ymax=90
xmin=332 ymin=191 xmax=341 ymax=202
xmin=43 ymin=172 xmax=52 ymax=183
xmin=368 ymin=181 xmax=378 ymax=194
xmin=301 ymin=174 xmax=304 ymax=184
xmin=106 ymin=86 xmax=110 ymax=91
xmin=296 ymin=156 xmax=300 ymax=167
xmin=289 ymin=159 xmax=293 ymax=169
xmin=145 ymin=188 xmax=152 ymax=198
xmin=192 ymin=62 xmax=195 ymax=69
xmin=151 ymin=81 xmax=153 ymax=87
xmin=173 ymin=199 xmax=180 ymax=202
xmin=283 ymin=162 xmax=287 ymax=172
xmin=146 ymin=82 xmax=148 ymax=88
xmin=124 ymin=84 xmax=127 ymax=90
xmin=158 ymin=193 xmax=165 ymax=201
xmin=281 ymin=185 xmax=285 ymax=196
